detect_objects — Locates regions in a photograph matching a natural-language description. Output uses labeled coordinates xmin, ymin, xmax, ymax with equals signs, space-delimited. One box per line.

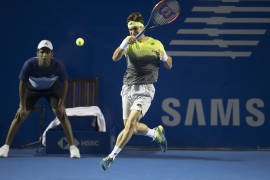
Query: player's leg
xmin=48 ymin=92 xmax=80 ymax=158
xmin=114 ymin=91 xmax=132 ymax=145
xmin=116 ymin=85 xmax=150 ymax=141
xmin=123 ymin=119 xmax=150 ymax=135
xmin=128 ymin=84 xmax=167 ymax=152
xmin=121 ymin=115 xmax=159 ymax=143
xmin=0 ymin=87 xmax=37 ymax=157
xmin=130 ymin=84 xmax=156 ymax=137
xmin=129 ymin=119 xmax=167 ymax=153
xmin=116 ymin=110 xmax=141 ymax=148
xmin=101 ymin=109 xmax=141 ymax=170
xmin=106 ymin=110 xmax=141 ymax=159
xmin=4 ymin=108 xmax=31 ymax=146
xmin=101 ymin=85 xmax=140 ymax=170
xmin=51 ymin=106 xmax=75 ymax=144
xmin=123 ymin=119 xmax=166 ymax=152
xmin=51 ymin=105 xmax=74 ymax=145
xmin=111 ymin=83 xmax=166 ymax=152
xmin=111 ymin=85 xmax=132 ymax=145
xmin=0 ymin=107 xmax=32 ymax=158
xmin=101 ymin=85 xmax=152 ymax=170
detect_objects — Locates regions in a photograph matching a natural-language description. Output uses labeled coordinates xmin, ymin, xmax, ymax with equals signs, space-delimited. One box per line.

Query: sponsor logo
xmin=80 ymin=140 xmax=99 ymax=147
xmin=57 ymin=137 xmax=99 ymax=150
xmin=162 ymin=97 xmax=265 ymax=127
xmin=57 ymin=137 xmax=79 ymax=150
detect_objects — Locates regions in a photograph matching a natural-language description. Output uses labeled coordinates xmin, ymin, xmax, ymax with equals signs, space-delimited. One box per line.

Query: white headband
xmin=128 ymin=21 xmax=144 ymax=29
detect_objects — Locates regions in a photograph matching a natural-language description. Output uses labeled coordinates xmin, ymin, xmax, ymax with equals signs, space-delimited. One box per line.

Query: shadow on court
xmin=119 ymin=150 xmax=244 ymax=162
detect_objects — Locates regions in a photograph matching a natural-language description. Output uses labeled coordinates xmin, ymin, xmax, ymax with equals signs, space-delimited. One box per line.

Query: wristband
xmin=120 ymin=39 xmax=129 ymax=50
xmin=161 ymin=53 xmax=168 ymax=62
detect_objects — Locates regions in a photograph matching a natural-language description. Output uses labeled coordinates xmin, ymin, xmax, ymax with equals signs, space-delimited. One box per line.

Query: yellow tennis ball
xmin=76 ymin=38 xmax=84 ymax=46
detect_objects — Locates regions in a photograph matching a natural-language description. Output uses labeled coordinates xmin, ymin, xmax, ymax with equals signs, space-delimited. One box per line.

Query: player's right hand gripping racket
xmin=136 ymin=0 xmax=180 ymax=39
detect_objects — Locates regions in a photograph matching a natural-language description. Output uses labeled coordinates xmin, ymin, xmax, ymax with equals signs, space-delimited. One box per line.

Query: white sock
xmin=145 ymin=129 xmax=157 ymax=140
xmin=109 ymin=146 xmax=122 ymax=159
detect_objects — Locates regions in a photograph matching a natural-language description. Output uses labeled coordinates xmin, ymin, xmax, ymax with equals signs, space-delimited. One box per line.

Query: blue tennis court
xmin=1 ymin=149 xmax=269 ymax=180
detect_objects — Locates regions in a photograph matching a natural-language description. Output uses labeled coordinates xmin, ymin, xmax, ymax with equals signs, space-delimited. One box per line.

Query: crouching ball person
xmin=100 ymin=12 xmax=173 ymax=170
xmin=0 ymin=40 xmax=80 ymax=158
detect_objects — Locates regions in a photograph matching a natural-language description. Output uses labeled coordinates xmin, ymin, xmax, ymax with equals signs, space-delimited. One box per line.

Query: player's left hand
xmin=152 ymin=49 xmax=165 ymax=60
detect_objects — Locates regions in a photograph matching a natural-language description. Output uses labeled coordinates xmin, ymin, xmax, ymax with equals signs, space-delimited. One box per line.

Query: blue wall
xmin=3 ymin=0 xmax=270 ymax=148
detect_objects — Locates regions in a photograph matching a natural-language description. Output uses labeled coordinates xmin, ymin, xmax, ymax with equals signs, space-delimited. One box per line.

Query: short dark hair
xmin=126 ymin=12 xmax=144 ymax=26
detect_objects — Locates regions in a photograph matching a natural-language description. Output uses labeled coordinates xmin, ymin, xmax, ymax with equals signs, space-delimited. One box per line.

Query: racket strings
xmin=152 ymin=0 xmax=180 ymax=26
xmin=154 ymin=12 xmax=169 ymax=24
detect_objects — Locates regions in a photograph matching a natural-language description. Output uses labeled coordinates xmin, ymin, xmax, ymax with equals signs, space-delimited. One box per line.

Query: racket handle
xmin=136 ymin=29 xmax=145 ymax=39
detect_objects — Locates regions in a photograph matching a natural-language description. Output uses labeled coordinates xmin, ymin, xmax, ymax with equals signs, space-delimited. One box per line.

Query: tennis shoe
xmin=70 ymin=145 xmax=80 ymax=158
xmin=100 ymin=156 xmax=114 ymax=171
xmin=153 ymin=125 xmax=167 ymax=152
xmin=0 ymin=145 xmax=9 ymax=158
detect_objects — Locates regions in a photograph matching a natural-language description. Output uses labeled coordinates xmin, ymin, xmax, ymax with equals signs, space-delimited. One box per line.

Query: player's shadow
xmin=118 ymin=150 xmax=244 ymax=162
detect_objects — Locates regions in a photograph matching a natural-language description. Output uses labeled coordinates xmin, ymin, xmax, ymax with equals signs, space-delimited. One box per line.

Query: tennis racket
xmin=136 ymin=0 xmax=180 ymax=39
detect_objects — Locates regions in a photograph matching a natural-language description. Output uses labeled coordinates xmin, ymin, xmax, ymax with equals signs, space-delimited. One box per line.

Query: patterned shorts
xmin=121 ymin=84 xmax=155 ymax=120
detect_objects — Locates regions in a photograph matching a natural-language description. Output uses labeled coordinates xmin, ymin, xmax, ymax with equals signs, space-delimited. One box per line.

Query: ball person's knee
xmin=16 ymin=108 xmax=30 ymax=122
xmin=52 ymin=106 xmax=65 ymax=117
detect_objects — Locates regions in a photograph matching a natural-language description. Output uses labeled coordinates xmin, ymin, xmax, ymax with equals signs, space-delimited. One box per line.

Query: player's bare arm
xmin=163 ymin=56 xmax=172 ymax=69
xmin=152 ymin=49 xmax=173 ymax=69
xmin=112 ymin=48 xmax=125 ymax=61
xmin=112 ymin=36 xmax=136 ymax=61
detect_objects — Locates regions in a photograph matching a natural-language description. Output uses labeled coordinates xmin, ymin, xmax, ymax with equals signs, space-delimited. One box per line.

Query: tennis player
xmin=100 ymin=12 xmax=172 ymax=170
xmin=0 ymin=40 xmax=80 ymax=158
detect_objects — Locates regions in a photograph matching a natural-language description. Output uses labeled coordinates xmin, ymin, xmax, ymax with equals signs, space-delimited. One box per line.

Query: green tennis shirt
xmin=123 ymin=37 xmax=165 ymax=85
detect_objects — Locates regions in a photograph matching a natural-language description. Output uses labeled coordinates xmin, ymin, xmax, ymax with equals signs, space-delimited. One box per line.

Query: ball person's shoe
xmin=153 ymin=125 xmax=167 ymax=152
xmin=0 ymin=145 xmax=9 ymax=158
xmin=69 ymin=145 xmax=80 ymax=158
xmin=100 ymin=156 xmax=114 ymax=171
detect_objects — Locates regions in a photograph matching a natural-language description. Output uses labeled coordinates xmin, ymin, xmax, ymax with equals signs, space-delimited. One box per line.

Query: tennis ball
xmin=76 ymin=37 xmax=84 ymax=46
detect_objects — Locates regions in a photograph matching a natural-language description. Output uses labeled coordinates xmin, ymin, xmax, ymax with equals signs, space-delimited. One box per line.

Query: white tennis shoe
xmin=69 ymin=145 xmax=80 ymax=158
xmin=0 ymin=145 xmax=9 ymax=158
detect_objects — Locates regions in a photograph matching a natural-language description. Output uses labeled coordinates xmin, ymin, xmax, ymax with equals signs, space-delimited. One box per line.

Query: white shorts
xmin=121 ymin=84 xmax=155 ymax=120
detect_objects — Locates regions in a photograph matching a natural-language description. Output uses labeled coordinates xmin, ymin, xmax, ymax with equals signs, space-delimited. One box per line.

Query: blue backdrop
xmin=3 ymin=0 xmax=270 ymax=148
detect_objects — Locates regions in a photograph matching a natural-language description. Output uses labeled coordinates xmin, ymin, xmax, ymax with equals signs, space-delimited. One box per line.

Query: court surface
xmin=0 ymin=149 xmax=269 ymax=180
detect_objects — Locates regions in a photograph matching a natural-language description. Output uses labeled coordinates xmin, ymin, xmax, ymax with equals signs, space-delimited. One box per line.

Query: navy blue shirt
xmin=19 ymin=57 xmax=68 ymax=90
